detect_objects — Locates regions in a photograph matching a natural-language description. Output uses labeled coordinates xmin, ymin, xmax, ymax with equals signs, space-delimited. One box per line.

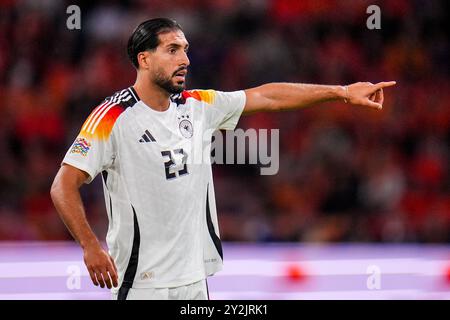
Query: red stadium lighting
xmin=285 ymin=264 xmax=306 ymax=282
xmin=445 ymin=264 xmax=450 ymax=284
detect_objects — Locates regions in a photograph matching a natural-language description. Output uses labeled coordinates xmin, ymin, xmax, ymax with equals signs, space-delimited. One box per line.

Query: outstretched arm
xmin=243 ymin=81 xmax=396 ymax=115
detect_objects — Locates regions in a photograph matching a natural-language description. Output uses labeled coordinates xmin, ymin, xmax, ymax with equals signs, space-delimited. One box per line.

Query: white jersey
xmin=62 ymin=87 xmax=245 ymax=295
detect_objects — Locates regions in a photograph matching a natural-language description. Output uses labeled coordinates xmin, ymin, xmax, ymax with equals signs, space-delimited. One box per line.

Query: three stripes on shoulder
xmin=81 ymin=88 xmax=137 ymax=137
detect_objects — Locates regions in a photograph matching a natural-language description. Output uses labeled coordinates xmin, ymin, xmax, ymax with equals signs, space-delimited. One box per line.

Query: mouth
xmin=173 ymin=69 xmax=187 ymax=81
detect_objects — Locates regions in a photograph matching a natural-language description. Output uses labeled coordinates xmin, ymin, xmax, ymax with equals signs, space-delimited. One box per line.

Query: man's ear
xmin=137 ymin=51 xmax=151 ymax=70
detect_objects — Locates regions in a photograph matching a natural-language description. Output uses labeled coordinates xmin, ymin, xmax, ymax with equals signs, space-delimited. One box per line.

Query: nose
xmin=180 ymin=51 xmax=190 ymax=67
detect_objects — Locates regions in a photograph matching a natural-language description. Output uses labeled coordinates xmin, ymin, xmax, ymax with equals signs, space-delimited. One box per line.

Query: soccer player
xmin=50 ymin=18 xmax=396 ymax=300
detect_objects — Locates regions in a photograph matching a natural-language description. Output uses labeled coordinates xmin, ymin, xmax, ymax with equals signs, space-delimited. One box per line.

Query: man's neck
xmin=133 ymin=77 xmax=171 ymax=112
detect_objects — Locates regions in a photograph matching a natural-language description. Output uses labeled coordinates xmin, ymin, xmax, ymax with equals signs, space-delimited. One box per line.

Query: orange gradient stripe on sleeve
xmin=79 ymin=104 xmax=125 ymax=140
xmin=182 ymin=90 xmax=216 ymax=104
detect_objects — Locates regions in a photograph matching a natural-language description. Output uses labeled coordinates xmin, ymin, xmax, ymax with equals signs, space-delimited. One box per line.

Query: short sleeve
xmin=62 ymin=103 xmax=125 ymax=184
xmin=184 ymin=90 xmax=246 ymax=131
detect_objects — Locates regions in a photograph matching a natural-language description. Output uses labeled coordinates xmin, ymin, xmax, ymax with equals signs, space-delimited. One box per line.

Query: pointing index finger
xmin=375 ymin=81 xmax=396 ymax=90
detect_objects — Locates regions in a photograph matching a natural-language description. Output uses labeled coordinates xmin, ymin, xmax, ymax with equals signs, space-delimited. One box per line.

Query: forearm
xmin=265 ymin=82 xmax=345 ymax=110
xmin=244 ymin=81 xmax=396 ymax=114
xmin=244 ymin=82 xmax=347 ymax=114
xmin=50 ymin=182 xmax=101 ymax=250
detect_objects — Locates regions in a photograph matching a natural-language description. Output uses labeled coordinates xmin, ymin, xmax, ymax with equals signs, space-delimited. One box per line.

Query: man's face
xmin=147 ymin=30 xmax=190 ymax=94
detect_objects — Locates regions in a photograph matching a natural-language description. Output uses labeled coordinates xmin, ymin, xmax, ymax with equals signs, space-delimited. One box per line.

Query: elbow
xmin=50 ymin=177 xmax=60 ymax=203
xmin=258 ymin=97 xmax=281 ymax=113
xmin=50 ymin=166 xmax=84 ymax=203
xmin=266 ymin=100 xmax=281 ymax=112
xmin=269 ymin=102 xmax=281 ymax=112
xmin=50 ymin=172 xmax=66 ymax=203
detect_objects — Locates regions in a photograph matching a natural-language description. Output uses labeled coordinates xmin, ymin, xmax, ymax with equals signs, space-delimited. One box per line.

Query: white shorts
xmin=111 ymin=279 xmax=209 ymax=300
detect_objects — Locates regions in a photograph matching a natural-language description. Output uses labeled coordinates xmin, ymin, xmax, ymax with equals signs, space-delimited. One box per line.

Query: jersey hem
xmin=111 ymin=266 xmax=222 ymax=293
xmin=132 ymin=272 xmax=206 ymax=289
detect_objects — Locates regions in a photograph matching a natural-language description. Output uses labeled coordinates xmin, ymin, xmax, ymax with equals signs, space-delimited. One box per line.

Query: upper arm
xmin=52 ymin=163 xmax=90 ymax=191
xmin=243 ymin=86 xmax=276 ymax=115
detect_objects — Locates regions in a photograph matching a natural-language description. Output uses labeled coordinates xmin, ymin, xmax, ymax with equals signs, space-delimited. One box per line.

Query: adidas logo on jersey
xmin=139 ymin=130 xmax=156 ymax=143
xmin=140 ymin=271 xmax=154 ymax=280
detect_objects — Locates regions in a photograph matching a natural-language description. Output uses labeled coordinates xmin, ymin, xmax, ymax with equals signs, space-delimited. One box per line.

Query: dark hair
xmin=127 ymin=18 xmax=182 ymax=68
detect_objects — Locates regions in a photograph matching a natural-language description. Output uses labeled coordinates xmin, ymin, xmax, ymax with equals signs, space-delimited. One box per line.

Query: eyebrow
xmin=166 ymin=42 xmax=189 ymax=49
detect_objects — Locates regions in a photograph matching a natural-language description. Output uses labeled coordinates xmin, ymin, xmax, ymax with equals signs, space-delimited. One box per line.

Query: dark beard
xmin=154 ymin=71 xmax=185 ymax=94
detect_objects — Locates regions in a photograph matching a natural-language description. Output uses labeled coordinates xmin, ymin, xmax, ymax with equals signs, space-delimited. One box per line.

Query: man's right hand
xmin=83 ymin=243 xmax=118 ymax=289
xmin=346 ymin=81 xmax=396 ymax=109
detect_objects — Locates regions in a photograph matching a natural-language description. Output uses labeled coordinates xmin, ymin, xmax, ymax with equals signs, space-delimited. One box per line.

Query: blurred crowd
xmin=0 ymin=0 xmax=448 ymax=242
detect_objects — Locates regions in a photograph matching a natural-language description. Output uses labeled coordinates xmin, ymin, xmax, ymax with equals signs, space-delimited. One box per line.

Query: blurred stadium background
xmin=0 ymin=0 xmax=448 ymax=299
